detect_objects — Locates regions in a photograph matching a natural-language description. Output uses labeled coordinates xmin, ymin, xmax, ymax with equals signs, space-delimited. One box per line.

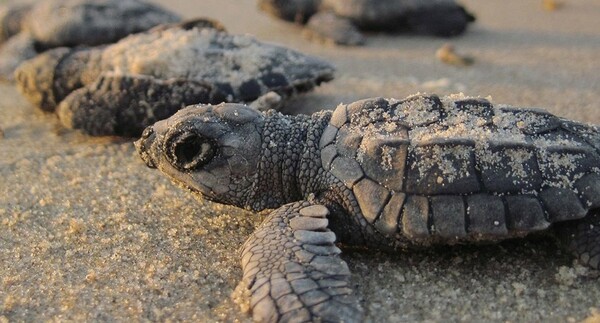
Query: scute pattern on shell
xmin=95 ymin=27 xmax=334 ymax=101
xmin=321 ymin=94 xmax=600 ymax=242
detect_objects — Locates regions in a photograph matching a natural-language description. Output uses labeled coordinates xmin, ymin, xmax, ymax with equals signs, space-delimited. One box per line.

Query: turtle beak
xmin=135 ymin=126 xmax=157 ymax=168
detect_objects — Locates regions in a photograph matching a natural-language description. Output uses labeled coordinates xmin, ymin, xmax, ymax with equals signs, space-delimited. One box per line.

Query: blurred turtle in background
xmin=15 ymin=19 xmax=335 ymax=137
xmin=0 ymin=0 xmax=181 ymax=81
xmin=259 ymin=0 xmax=475 ymax=45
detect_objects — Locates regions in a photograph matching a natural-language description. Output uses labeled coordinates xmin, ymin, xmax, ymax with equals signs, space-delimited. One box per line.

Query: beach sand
xmin=1 ymin=0 xmax=600 ymax=321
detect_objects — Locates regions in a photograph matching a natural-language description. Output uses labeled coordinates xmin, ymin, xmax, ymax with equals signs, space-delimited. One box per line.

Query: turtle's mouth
xmin=135 ymin=126 xmax=157 ymax=168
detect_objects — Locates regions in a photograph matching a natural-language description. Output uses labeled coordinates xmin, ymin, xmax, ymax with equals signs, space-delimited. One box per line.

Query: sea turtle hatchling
xmin=135 ymin=93 xmax=600 ymax=322
xmin=14 ymin=19 xmax=334 ymax=137
xmin=259 ymin=0 xmax=476 ymax=45
xmin=0 ymin=0 xmax=180 ymax=81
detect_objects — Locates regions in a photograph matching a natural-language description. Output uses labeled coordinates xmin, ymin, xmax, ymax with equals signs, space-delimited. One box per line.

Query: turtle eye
xmin=166 ymin=131 xmax=215 ymax=171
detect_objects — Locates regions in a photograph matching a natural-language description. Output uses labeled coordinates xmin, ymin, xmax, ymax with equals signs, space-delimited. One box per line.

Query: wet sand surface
xmin=1 ymin=0 xmax=600 ymax=321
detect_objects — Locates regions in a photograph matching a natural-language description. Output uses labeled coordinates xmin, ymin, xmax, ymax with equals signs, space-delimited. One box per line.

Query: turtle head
xmin=135 ymin=103 xmax=265 ymax=209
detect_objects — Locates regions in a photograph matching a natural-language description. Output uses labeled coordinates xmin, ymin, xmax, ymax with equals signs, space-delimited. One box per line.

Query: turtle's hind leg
xmin=554 ymin=209 xmax=600 ymax=269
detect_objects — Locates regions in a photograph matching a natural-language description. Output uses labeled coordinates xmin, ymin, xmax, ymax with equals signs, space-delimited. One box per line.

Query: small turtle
xmin=0 ymin=0 xmax=180 ymax=81
xmin=259 ymin=0 xmax=476 ymax=45
xmin=15 ymin=20 xmax=334 ymax=137
xmin=136 ymin=93 xmax=600 ymax=322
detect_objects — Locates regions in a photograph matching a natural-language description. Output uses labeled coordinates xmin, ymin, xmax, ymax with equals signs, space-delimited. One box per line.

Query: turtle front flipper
xmin=239 ymin=201 xmax=362 ymax=322
xmin=554 ymin=209 xmax=600 ymax=269
xmin=56 ymin=73 xmax=226 ymax=137
xmin=304 ymin=11 xmax=365 ymax=46
xmin=15 ymin=46 xmax=96 ymax=111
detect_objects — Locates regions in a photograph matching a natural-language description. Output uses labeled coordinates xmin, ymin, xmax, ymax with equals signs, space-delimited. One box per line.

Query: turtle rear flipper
xmin=304 ymin=11 xmax=365 ymax=46
xmin=555 ymin=210 xmax=600 ymax=269
xmin=239 ymin=201 xmax=363 ymax=322
xmin=56 ymin=73 xmax=226 ymax=137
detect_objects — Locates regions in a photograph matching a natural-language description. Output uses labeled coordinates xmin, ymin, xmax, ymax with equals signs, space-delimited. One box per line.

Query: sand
xmin=1 ymin=0 xmax=600 ymax=321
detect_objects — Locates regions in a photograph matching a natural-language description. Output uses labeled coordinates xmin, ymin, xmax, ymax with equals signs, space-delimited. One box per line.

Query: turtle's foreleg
xmin=554 ymin=209 xmax=600 ymax=269
xmin=14 ymin=47 xmax=74 ymax=109
xmin=55 ymin=73 xmax=226 ymax=137
xmin=238 ymin=201 xmax=362 ymax=322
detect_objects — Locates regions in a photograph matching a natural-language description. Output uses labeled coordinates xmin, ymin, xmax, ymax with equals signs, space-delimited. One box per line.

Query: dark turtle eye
xmin=166 ymin=131 xmax=215 ymax=171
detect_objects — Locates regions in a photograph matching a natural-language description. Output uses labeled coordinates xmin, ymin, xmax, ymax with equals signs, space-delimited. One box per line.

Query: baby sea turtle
xmin=135 ymin=94 xmax=600 ymax=322
xmin=259 ymin=0 xmax=476 ymax=45
xmin=14 ymin=20 xmax=334 ymax=137
xmin=0 ymin=0 xmax=180 ymax=81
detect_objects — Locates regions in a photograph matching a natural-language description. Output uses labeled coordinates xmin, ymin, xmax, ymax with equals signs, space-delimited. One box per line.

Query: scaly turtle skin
xmin=259 ymin=0 xmax=476 ymax=45
xmin=0 ymin=0 xmax=180 ymax=81
xmin=135 ymin=94 xmax=600 ymax=322
xmin=14 ymin=20 xmax=334 ymax=137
